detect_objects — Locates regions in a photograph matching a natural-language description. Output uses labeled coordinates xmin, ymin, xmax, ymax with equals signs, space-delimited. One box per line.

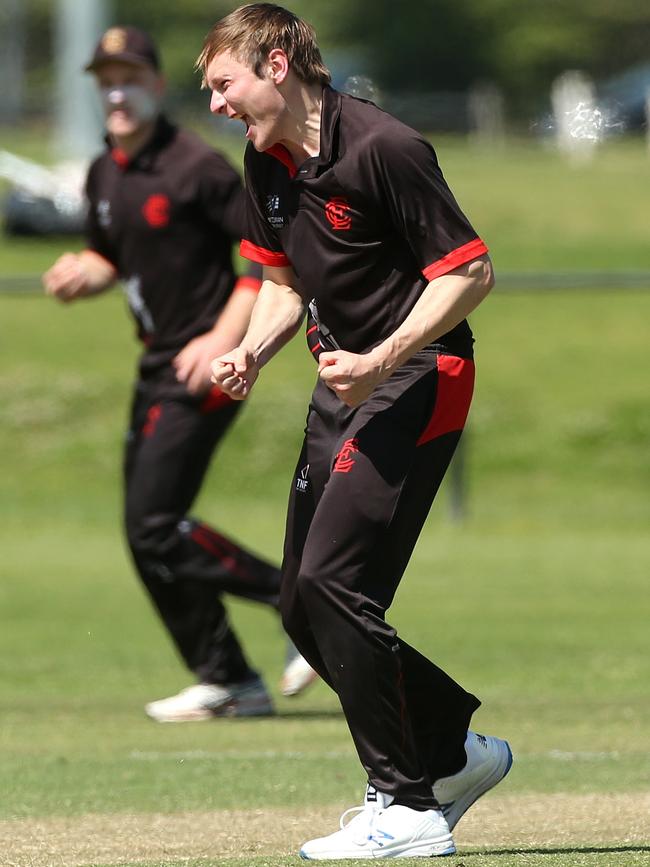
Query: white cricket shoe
xmin=433 ymin=731 xmax=513 ymax=830
xmin=280 ymin=648 xmax=318 ymax=697
xmin=299 ymin=789 xmax=455 ymax=860
xmin=144 ymin=676 xmax=274 ymax=722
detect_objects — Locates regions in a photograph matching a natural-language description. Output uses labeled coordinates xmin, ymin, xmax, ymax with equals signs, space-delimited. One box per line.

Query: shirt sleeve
xmin=239 ymin=146 xmax=291 ymax=268
xmin=197 ymin=150 xmax=248 ymax=241
xmin=84 ymin=162 xmax=118 ymax=268
xmin=359 ymin=128 xmax=488 ymax=281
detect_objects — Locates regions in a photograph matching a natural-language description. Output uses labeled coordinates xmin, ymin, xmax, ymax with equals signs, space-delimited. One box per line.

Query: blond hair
xmin=196 ymin=3 xmax=331 ymax=87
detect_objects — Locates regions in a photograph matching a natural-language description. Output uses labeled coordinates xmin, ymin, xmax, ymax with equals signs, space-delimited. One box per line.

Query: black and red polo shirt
xmin=241 ymin=87 xmax=488 ymax=359
xmin=85 ymin=115 xmax=259 ymax=374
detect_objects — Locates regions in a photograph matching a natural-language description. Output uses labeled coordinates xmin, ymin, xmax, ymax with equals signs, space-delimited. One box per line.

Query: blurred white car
xmin=0 ymin=150 xmax=87 ymax=235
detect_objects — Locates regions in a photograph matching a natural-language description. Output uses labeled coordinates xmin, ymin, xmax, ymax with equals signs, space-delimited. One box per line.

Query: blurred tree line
xmin=339 ymin=0 xmax=650 ymax=115
xmin=22 ymin=0 xmax=650 ymax=119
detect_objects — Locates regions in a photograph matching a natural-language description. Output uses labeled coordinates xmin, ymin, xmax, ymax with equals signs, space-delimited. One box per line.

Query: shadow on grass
xmin=277 ymin=709 xmax=343 ymax=720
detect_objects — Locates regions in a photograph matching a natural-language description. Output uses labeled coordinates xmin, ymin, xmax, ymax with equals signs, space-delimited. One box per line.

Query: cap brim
xmin=85 ymin=53 xmax=156 ymax=73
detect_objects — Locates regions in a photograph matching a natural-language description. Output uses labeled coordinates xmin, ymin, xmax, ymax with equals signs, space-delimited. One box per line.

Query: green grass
xmin=435 ymin=137 xmax=650 ymax=271
xmin=113 ymin=857 xmax=650 ymax=867
xmin=111 ymin=858 xmax=650 ymax=867
xmin=1 ymin=289 xmax=649 ymax=830
xmin=1 ymin=137 xmax=649 ymax=863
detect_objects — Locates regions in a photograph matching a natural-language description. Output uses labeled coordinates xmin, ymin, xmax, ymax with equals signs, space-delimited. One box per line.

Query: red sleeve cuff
xmin=234 ymin=275 xmax=262 ymax=293
xmin=240 ymin=239 xmax=291 ymax=267
xmin=422 ymin=238 xmax=488 ymax=282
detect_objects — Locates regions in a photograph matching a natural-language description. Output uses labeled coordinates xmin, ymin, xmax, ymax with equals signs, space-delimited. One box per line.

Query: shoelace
xmin=338 ymin=804 xmax=380 ymax=845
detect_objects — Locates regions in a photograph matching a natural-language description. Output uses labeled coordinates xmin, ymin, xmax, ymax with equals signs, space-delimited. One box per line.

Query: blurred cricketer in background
xmin=199 ymin=3 xmax=512 ymax=859
xmin=42 ymin=25 xmax=316 ymax=723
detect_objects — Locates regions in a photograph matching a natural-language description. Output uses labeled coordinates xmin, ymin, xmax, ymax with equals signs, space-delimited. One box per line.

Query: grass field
xmin=1 ymin=136 xmax=649 ymax=865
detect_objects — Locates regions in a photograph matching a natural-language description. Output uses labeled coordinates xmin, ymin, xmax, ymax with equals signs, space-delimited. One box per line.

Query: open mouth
xmin=232 ymin=113 xmax=251 ymax=134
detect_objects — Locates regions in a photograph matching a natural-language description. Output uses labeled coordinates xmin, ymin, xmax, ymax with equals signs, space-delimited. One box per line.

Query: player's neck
xmin=110 ymin=118 xmax=158 ymax=158
xmin=280 ymin=82 xmax=322 ymax=165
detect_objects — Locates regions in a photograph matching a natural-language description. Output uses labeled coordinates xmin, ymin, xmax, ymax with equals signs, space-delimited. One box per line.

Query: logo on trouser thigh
xmin=296 ymin=463 xmax=310 ymax=492
xmin=333 ymin=438 xmax=359 ymax=473
xmin=142 ymin=403 xmax=162 ymax=437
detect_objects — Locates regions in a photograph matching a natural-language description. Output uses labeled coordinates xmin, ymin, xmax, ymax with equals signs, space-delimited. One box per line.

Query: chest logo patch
xmin=142 ymin=194 xmax=170 ymax=228
xmin=325 ymin=196 xmax=352 ymax=231
xmin=266 ymin=194 xmax=284 ymax=229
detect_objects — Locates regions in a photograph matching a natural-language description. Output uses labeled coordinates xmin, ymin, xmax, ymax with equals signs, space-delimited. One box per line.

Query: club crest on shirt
xmin=97 ymin=199 xmax=111 ymax=227
xmin=325 ymin=196 xmax=352 ymax=231
xmin=333 ymin=438 xmax=359 ymax=473
xmin=266 ymin=193 xmax=284 ymax=228
xmin=142 ymin=194 xmax=170 ymax=228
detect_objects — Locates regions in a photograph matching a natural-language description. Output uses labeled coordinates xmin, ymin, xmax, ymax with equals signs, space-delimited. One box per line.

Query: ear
xmin=267 ymin=48 xmax=289 ymax=85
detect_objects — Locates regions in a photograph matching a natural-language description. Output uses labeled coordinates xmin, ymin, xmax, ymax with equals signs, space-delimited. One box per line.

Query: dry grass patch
xmin=2 ymin=793 xmax=649 ymax=866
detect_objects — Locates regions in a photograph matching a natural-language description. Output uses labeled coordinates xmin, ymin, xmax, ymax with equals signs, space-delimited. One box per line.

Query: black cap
xmin=85 ymin=26 xmax=160 ymax=73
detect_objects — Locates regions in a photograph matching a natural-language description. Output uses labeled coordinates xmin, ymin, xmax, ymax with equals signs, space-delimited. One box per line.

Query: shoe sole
xmin=441 ymin=737 xmax=513 ymax=830
xmin=299 ymin=836 xmax=456 ymax=859
xmin=145 ymin=707 xmax=216 ymax=722
xmin=211 ymin=697 xmax=275 ymax=718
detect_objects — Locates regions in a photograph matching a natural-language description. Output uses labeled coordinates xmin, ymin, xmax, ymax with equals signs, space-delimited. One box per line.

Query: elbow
xmin=477 ymin=256 xmax=495 ymax=299
xmin=484 ymin=262 xmax=496 ymax=295
xmin=463 ymin=254 xmax=494 ymax=301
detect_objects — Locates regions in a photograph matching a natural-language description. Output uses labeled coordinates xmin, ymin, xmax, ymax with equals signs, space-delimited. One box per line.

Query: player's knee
xmin=124 ymin=510 xmax=178 ymax=559
xmin=295 ymin=567 xmax=340 ymax=611
xmin=296 ymin=566 xmax=361 ymax=622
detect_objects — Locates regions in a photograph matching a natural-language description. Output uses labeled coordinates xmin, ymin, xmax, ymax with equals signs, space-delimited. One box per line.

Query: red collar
xmin=111 ymin=147 xmax=130 ymax=170
xmin=265 ymin=144 xmax=297 ymax=178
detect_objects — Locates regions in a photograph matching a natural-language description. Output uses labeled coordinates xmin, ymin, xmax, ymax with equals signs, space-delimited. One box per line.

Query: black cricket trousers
xmin=280 ymin=349 xmax=481 ymax=810
xmin=124 ymin=375 xmax=281 ymax=685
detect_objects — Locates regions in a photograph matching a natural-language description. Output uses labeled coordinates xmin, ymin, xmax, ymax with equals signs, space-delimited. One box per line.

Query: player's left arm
xmin=318 ymin=254 xmax=494 ymax=407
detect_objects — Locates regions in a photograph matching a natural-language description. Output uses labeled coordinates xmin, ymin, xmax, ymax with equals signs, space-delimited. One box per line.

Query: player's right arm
xmin=210 ymin=265 xmax=304 ymax=400
xmin=42 ymin=250 xmax=117 ymax=303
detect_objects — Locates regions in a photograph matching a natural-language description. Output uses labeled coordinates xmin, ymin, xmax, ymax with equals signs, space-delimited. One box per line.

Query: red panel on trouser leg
xmin=416 ymin=356 xmax=475 ymax=446
xmin=190 ymin=523 xmax=252 ymax=582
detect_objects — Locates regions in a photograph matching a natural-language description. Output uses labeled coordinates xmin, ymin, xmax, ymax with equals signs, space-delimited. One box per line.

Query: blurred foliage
xmin=339 ymin=0 xmax=650 ymax=114
xmin=17 ymin=0 xmax=650 ymax=119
